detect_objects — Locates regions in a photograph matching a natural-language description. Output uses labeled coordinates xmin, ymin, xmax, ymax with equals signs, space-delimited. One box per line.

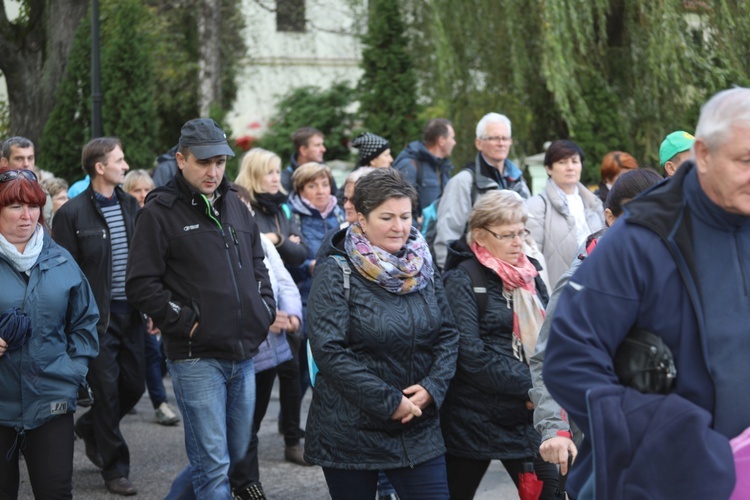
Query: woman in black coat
xmin=441 ymin=189 xmax=558 ymax=499
xmin=234 ymin=147 xmax=309 ymax=466
xmin=305 ymin=168 xmax=458 ymax=500
xmin=235 ymin=147 xmax=307 ymax=268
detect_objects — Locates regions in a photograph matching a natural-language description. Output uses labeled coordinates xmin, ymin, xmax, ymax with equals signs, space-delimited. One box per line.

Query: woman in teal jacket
xmin=0 ymin=167 xmax=99 ymax=499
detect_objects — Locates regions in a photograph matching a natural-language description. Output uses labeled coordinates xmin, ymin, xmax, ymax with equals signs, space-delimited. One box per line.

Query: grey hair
xmin=467 ymin=190 xmax=528 ymax=244
xmin=695 ymin=87 xmax=750 ymax=151
xmin=2 ymin=136 xmax=34 ymax=159
xmin=343 ymin=166 xmax=375 ymax=192
xmin=123 ymin=169 xmax=155 ymax=193
xmin=475 ymin=113 xmax=512 ymax=139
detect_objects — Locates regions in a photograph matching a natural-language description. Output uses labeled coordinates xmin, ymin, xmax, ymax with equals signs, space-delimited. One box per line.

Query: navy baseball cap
xmin=178 ymin=118 xmax=235 ymax=160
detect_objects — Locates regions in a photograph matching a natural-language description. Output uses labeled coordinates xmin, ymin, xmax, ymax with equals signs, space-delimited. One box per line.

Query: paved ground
xmin=18 ymin=378 xmax=518 ymax=499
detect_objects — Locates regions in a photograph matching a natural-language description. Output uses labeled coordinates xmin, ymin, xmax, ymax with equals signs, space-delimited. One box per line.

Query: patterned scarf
xmin=345 ymin=223 xmax=433 ymax=295
xmin=471 ymin=242 xmax=546 ymax=362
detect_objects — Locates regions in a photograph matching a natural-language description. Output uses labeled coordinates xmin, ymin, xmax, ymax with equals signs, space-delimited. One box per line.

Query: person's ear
xmin=604 ymin=208 xmax=617 ymax=227
xmin=664 ymin=160 xmax=677 ymax=177
xmin=0 ymin=157 xmax=7 ymax=167
xmin=357 ymin=212 xmax=366 ymax=231
xmin=693 ymin=140 xmax=710 ymax=177
xmin=472 ymin=229 xmax=487 ymax=248
xmin=176 ymin=152 xmax=186 ymax=171
xmin=94 ymin=161 xmax=107 ymax=177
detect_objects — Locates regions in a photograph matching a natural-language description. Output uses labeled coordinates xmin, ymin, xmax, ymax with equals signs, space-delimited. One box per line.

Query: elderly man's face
xmin=475 ymin=121 xmax=512 ymax=166
xmin=695 ymin=124 xmax=750 ymax=216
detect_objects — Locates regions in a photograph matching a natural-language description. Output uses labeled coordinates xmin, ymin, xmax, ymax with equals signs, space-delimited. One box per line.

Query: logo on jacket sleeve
xmin=51 ymin=401 xmax=68 ymax=415
xmin=183 ymin=224 xmax=200 ymax=232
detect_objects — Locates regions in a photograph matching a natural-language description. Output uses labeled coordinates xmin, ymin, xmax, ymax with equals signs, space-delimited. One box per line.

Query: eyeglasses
xmin=483 ymin=227 xmax=530 ymax=242
xmin=0 ymin=169 xmax=38 ymax=184
xmin=479 ymin=136 xmax=512 ymax=144
xmin=341 ymin=196 xmax=351 ymax=204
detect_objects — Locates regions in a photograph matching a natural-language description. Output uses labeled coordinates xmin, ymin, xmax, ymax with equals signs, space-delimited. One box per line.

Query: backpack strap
xmin=457 ymin=258 xmax=489 ymax=317
xmin=331 ymin=255 xmax=351 ymax=301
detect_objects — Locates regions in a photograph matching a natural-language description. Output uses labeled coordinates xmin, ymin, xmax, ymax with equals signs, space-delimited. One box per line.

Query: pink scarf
xmin=471 ymin=242 xmax=546 ymax=362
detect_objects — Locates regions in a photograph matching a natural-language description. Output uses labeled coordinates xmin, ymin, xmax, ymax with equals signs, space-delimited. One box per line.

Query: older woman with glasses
xmin=441 ymin=189 xmax=558 ymax=499
xmin=0 ymin=167 xmax=99 ymax=498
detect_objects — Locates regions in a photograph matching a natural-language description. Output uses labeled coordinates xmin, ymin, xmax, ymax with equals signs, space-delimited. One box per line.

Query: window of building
xmin=277 ymin=0 xmax=305 ymax=32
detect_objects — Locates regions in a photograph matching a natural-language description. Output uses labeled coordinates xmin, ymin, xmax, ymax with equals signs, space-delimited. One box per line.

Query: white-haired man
xmin=543 ymin=87 xmax=750 ymax=498
xmin=433 ymin=113 xmax=529 ymax=269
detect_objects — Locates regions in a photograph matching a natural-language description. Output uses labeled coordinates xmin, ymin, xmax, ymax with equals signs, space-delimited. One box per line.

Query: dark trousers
xmin=76 ymin=309 xmax=145 ymax=481
xmin=323 ymin=455 xmax=449 ymax=500
xmin=229 ymin=367 xmax=278 ymax=490
xmin=0 ymin=414 xmax=74 ymax=499
xmin=277 ymin=335 xmax=304 ymax=446
xmin=144 ymin=331 xmax=168 ymax=409
xmin=446 ymin=454 xmax=559 ymax=500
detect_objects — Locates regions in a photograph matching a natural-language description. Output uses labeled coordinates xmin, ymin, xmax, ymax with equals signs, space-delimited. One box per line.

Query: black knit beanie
xmin=352 ymin=132 xmax=389 ymax=166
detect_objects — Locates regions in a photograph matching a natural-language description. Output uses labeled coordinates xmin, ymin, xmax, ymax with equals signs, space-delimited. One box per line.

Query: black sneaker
xmin=233 ymin=482 xmax=266 ymax=500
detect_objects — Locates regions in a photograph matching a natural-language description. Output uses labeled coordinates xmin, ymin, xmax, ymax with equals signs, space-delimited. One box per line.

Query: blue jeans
xmin=167 ymin=358 xmax=255 ymax=499
xmin=144 ymin=332 xmax=168 ymax=408
xmin=323 ymin=455 xmax=449 ymax=500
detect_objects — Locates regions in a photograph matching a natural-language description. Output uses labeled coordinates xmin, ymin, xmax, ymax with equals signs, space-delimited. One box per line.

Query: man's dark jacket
xmin=53 ymin=184 xmax=139 ymax=334
xmin=125 ymin=173 xmax=275 ymax=361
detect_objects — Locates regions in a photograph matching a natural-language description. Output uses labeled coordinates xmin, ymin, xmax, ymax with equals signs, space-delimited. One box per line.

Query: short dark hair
xmin=423 ymin=118 xmax=452 ymax=147
xmin=605 ymin=168 xmax=663 ymax=217
xmin=292 ymin=127 xmax=324 ymax=154
xmin=82 ymin=137 xmax=122 ymax=177
xmin=2 ymin=136 xmax=34 ymax=159
xmin=544 ymin=140 xmax=585 ymax=169
xmin=352 ymin=167 xmax=417 ymax=218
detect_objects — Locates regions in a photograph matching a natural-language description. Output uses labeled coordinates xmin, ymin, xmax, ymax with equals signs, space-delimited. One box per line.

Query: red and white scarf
xmin=471 ymin=242 xmax=546 ymax=362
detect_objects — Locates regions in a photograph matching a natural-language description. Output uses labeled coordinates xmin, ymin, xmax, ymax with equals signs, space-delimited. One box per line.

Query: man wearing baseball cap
xmin=660 ymin=130 xmax=695 ymax=177
xmin=126 ymin=118 xmax=276 ymax=497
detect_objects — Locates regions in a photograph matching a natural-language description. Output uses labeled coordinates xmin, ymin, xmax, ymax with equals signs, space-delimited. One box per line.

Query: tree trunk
xmin=197 ymin=0 xmax=221 ymax=117
xmin=0 ymin=0 xmax=88 ymax=147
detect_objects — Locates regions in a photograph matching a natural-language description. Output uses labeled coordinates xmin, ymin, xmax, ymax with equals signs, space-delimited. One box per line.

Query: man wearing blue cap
xmin=660 ymin=130 xmax=695 ymax=177
xmin=126 ymin=118 xmax=276 ymax=498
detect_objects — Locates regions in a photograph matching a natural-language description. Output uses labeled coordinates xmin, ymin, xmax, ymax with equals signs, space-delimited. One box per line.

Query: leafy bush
xmin=257 ymin=82 xmax=356 ymax=163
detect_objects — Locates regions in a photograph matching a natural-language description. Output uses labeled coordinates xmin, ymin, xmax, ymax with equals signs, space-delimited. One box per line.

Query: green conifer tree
xmin=38 ymin=11 xmax=93 ymax=182
xmin=357 ymin=0 xmax=421 ymax=152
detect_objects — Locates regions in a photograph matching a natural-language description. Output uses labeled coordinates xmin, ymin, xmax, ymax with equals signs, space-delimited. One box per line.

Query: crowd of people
xmin=1 ymin=85 xmax=749 ymax=500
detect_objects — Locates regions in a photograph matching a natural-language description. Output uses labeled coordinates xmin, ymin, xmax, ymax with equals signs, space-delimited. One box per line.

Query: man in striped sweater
xmin=53 ymin=137 xmax=144 ymax=496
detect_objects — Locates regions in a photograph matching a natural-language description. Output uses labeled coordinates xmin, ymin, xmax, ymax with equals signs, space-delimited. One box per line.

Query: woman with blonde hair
xmin=234 ymin=148 xmax=309 ymax=466
xmin=235 ymin=148 xmax=307 ymax=269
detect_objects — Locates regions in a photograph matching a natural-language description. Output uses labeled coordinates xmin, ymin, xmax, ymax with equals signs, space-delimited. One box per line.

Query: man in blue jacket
xmin=392 ymin=117 xmax=456 ymax=216
xmin=543 ymin=87 xmax=750 ymax=499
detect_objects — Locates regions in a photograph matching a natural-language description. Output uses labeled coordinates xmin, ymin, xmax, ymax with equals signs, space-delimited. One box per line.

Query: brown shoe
xmin=284 ymin=443 xmax=311 ymax=466
xmin=105 ymin=476 xmax=137 ymax=496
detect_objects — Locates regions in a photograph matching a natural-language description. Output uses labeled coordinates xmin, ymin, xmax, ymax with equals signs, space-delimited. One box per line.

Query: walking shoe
xmin=155 ymin=402 xmax=180 ymax=426
xmin=233 ymin=482 xmax=266 ymax=500
xmin=105 ymin=476 xmax=137 ymax=496
xmin=284 ymin=443 xmax=311 ymax=466
xmin=74 ymin=421 xmax=103 ymax=469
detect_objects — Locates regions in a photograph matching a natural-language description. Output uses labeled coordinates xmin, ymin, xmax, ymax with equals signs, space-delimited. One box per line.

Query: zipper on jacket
xmin=735 ymin=227 xmax=748 ymax=297
xmin=400 ymin=435 xmax=415 ymax=469
xmin=258 ymin=281 xmax=273 ymax=320
xmin=220 ymin=227 xmax=245 ymax=358
xmin=230 ymin=225 xmax=243 ymax=269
